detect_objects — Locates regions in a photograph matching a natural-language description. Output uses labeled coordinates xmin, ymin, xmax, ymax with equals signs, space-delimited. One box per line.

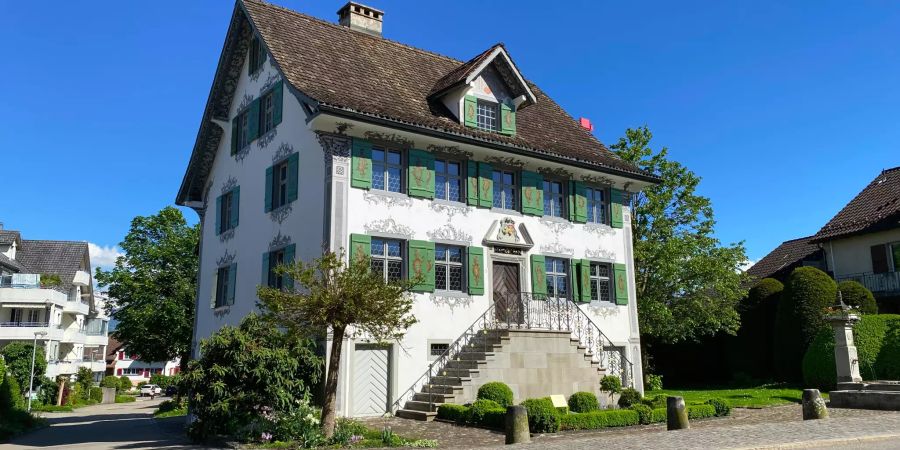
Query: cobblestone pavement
xmin=363 ymin=406 xmax=900 ymax=449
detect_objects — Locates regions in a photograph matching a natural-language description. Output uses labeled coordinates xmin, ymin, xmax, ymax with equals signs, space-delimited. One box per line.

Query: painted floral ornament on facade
xmin=363 ymin=191 xmax=412 ymax=208
xmin=483 ymin=156 xmax=526 ymax=169
xmin=583 ymin=222 xmax=615 ymax=237
xmin=538 ymin=166 xmax=574 ymax=179
xmin=540 ymin=241 xmax=574 ymax=256
xmin=268 ymin=231 xmax=292 ymax=250
xmin=412 ymin=248 xmax=433 ymax=281
xmin=426 ymin=144 xmax=473 ymax=159
xmin=363 ymin=131 xmax=414 ymax=149
xmin=269 ymin=204 xmax=292 ymax=225
xmin=427 ymin=223 xmax=472 ymax=245
xmin=430 ymin=202 xmax=470 ymax=221
xmin=259 ymin=72 xmax=281 ymax=94
xmin=429 ymin=293 xmax=474 ymax=310
xmin=216 ymin=249 xmax=236 ymax=267
xmin=581 ymin=174 xmax=615 ymax=186
xmin=497 ymin=218 xmax=519 ymax=243
xmin=363 ymin=218 xmax=414 ymax=238
xmin=272 ymin=143 xmax=294 ymax=163
xmin=220 ymin=176 xmax=238 ymax=195
xmin=585 ymin=248 xmax=616 ymax=260
xmin=257 ymin=127 xmax=277 ymax=149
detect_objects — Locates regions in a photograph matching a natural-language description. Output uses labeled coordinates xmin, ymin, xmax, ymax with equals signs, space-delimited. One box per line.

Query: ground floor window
xmin=371 ymin=238 xmax=403 ymax=282
xmin=435 ymin=245 xmax=464 ymax=292
xmin=545 ymin=257 xmax=569 ymax=299
xmin=589 ymin=262 xmax=612 ymax=303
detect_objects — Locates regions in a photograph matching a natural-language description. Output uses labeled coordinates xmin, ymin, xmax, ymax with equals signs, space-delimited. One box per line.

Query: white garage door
xmin=352 ymin=344 xmax=391 ymax=417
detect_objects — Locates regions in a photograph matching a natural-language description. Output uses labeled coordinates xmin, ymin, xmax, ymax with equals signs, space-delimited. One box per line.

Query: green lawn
xmin=653 ymin=385 xmax=825 ymax=409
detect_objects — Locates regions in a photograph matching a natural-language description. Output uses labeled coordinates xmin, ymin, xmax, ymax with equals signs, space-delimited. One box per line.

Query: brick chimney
xmin=337 ymin=2 xmax=384 ymax=37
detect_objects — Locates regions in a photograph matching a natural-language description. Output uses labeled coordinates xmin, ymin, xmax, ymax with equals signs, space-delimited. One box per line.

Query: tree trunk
xmin=321 ymin=325 xmax=345 ymax=439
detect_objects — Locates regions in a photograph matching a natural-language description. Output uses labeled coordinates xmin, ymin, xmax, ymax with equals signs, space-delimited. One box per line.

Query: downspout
xmin=829 ymin=241 xmax=837 ymax=278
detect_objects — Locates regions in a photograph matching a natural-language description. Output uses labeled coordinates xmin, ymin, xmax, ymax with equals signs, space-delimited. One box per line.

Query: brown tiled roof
xmin=429 ymin=43 xmax=503 ymax=97
xmin=747 ymin=236 xmax=821 ymax=281
xmin=242 ymin=0 xmax=655 ymax=180
xmin=812 ymin=166 xmax=900 ymax=241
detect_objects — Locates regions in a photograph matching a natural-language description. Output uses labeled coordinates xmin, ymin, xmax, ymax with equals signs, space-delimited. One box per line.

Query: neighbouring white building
xmin=177 ymin=0 xmax=659 ymax=419
xmin=0 ymin=227 xmax=109 ymax=383
xmin=105 ymin=336 xmax=180 ymax=386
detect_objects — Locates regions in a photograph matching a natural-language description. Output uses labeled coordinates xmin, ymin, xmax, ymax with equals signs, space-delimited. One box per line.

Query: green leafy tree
xmin=0 ymin=343 xmax=47 ymax=394
xmin=75 ymin=366 xmax=93 ymax=401
xmin=610 ymin=127 xmax=749 ymax=348
xmin=100 ymin=375 xmax=120 ymax=389
xmin=258 ymin=251 xmax=418 ymax=438
xmin=95 ymin=206 xmax=198 ymax=369
xmin=118 ymin=375 xmax=133 ymax=392
xmin=182 ymin=314 xmax=321 ymax=442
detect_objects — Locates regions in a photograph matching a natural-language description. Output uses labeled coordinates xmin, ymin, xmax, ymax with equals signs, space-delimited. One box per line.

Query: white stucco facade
xmin=824 ymin=228 xmax=900 ymax=279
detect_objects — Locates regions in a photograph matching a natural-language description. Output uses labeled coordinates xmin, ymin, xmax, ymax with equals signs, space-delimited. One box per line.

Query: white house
xmin=176 ymin=0 xmax=659 ymax=419
xmin=0 ymin=227 xmax=109 ymax=382
xmin=105 ymin=336 xmax=180 ymax=386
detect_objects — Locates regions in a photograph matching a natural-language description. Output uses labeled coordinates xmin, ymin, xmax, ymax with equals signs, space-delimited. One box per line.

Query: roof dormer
xmin=429 ymin=44 xmax=536 ymax=136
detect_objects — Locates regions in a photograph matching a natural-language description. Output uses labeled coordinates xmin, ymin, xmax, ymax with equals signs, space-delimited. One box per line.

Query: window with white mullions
xmin=543 ymin=180 xmax=565 ymax=217
xmin=259 ymin=91 xmax=275 ymax=135
xmin=435 ymin=159 xmax=463 ymax=202
xmin=476 ymin=99 xmax=499 ymax=131
xmin=586 ymin=187 xmax=608 ymax=224
xmin=235 ymin=112 xmax=250 ymax=149
xmin=214 ymin=266 xmax=230 ymax=308
xmin=219 ymin=190 xmax=234 ymax=234
xmin=370 ymin=238 xmax=403 ymax=282
xmin=590 ymin=262 xmax=612 ymax=303
xmin=271 ymin=160 xmax=290 ymax=210
xmin=492 ymin=170 xmax=518 ymax=210
xmin=545 ymin=257 xmax=569 ymax=300
xmin=372 ymin=148 xmax=403 ymax=193
xmin=435 ymin=245 xmax=464 ymax=292
xmin=267 ymin=248 xmax=286 ymax=289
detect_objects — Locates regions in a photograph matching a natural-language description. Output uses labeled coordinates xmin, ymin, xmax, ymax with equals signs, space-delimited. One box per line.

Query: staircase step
xmin=445 ymin=359 xmax=484 ymax=369
xmin=396 ymin=409 xmax=436 ymax=421
xmin=431 ymin=376 xmax=471 ymax=386
xmin=457 ymin=351 xmax=494 ymax=360
xmin=403 ymin=400 xmax=441 ymax=412
xmin=414 ymin=392 xmax=456 ymax=403
xmin=421 ymin=384 xmax=463 ymax=395
xmin=438 ymin=368 xmax=475 ymax=378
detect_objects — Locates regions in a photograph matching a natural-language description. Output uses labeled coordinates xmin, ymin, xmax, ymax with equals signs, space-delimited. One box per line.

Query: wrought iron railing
xmin=390 ymin=292 xmax=634 ymax=414
xmin=0 ymin=321 xmax=49 ymax=328
xmin=837 ymin=271 xmax=900 ymax=295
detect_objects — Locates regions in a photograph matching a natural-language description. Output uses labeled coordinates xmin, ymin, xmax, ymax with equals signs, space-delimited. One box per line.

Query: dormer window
xmin=476 ymin=100 xmax=499 ymax=132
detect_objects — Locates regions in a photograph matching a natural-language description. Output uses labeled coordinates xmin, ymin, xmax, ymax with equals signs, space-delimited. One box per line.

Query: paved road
xmin=2 ymin=397 xmax=204 ymax=450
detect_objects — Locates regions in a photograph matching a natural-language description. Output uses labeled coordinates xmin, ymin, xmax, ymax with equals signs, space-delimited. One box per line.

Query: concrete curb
xmin=733 ymin=433 xmax=900 ymax=450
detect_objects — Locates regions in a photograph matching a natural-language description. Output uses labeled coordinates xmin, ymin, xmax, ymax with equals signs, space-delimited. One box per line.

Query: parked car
xmin=165 ymin=385 xmax=178 ymax=397
xmin=140 ymin=384 xmax=162 ymax=397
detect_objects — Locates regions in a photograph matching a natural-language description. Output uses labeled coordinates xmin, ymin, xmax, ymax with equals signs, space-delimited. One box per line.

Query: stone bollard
xmin=802 ymin=389 xmax=828 ymax=420
xmin=505 ymin=405 xmax=530 ymax=444
xmin=666 ymin=396 xmax=689 ymax=431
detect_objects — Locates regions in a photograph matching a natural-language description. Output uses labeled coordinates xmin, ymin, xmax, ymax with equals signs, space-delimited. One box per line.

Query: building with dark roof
xmin=746 ymin=236 xmax=825 ymax=282
xmin=0 ymin=226 xmax=110 ymax=383
xmin=177 ymin=0 xmax=660 ymax=419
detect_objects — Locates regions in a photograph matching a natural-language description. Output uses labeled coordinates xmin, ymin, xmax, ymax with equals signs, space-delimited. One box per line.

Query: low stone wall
xmin=459 ymin=329 xmax=603 ymax=403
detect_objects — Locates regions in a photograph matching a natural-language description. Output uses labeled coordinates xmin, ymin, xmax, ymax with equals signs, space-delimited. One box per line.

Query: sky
xmin=1 ymin=1 xmax=898 ymax=273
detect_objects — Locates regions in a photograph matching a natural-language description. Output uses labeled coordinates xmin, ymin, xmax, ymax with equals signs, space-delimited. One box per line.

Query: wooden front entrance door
xmin=493 ymin=262 xmax=523 ymax=325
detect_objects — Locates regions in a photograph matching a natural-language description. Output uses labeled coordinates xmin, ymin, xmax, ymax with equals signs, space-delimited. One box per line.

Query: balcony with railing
xmin=0 ymin=273 xmax=41 ymax=288
xmin=0 ymin=321 xmax=63 ymax=340
xmin=837 ymin=271 xmax=900 ymax=296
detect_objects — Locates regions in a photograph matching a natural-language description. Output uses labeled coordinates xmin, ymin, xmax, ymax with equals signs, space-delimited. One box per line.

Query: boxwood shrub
xmin=641 ymin=394 xmax=666 ymax=409
xmin=436 ymin=403 xmax=468 ymax=423
xmin=568 ymin=391 xmax=599 ymax=413
xmin=650 ymin=407 xmax=667 ymax=423
xmin=617 ymin=388 xmax=642 ymax=408
xmin=839 ymin=280 xmax=878 ymax=315
xmin=705 ymin=398 xmax=731 ymax=417
xmin=629 ymin=404 xmax=652 ymax=425
xmin=599 ymin=375 xmax=622 ymax=393
xmin=477 ymin=382 xmax=514 ymax=407
xmin=466 ymin=399 xmax=505 ymax=429
xmin=687 ymin=404 xmax=717 ymax=420
xmin=775 ymin=267 xmax=836 ymax=381
xmin=521 ymin=398 xmax=560 ymax=434
xmin=559 ymin=409 xmax=639 ymax=430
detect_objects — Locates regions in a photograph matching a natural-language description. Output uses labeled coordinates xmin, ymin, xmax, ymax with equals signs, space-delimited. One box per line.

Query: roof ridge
xmin=22 ymin=239 xmax=88 ymax=245
xmin=882 ymin=165 xmax=900 ymax=174
xmin=243 ymin=0 xmax=465 ymax=65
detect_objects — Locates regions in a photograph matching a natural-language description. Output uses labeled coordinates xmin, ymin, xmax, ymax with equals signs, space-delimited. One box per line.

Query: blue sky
xmin=2 ymin=1 xmax=898 ymax=271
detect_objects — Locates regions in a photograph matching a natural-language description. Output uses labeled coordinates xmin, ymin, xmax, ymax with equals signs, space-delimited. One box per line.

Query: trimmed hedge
xmin=477 ymin=382 xmax=513 ymax=407
xmin=803 ymin=314 xmax=900 ymax=391
xmin=775 ymin=267 xmax=836 ymax=381
xmin=467 ymin=399 xmax=505 ymax=429
xmin=617 ymin=388 xmax=642 ymax=408
xmin=568 ymin=391 xmax=599 ymax=413
xmin=436 ymin=403 xmax=468 ymax=422
xmin=687 ymin=404 xmax=717 ymax=420
xmin=521 ymin=398 xmax=560 ymax=434
xmin=559 ymin=409 xmax=639 ymax=430
xmin=651 ymin=407 xmax=667 ymax=423
xmin=630 ymin=404 xmax=652 ymax=425
xmin=839 ymin=281 xmax=878 ymax=315
xmin=735 ymin=277 xmax=783 ymax=379
xmin=641 ymin=394 xmax=667 ymax=409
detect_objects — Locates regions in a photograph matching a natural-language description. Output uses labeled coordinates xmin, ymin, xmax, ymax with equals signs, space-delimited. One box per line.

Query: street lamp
xmin=28 ymin=330 xmax=48 ymax=412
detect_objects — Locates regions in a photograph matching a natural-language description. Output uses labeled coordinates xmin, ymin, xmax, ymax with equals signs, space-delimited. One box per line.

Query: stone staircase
xmin=395 ymin=328 xmax=607 ymax=421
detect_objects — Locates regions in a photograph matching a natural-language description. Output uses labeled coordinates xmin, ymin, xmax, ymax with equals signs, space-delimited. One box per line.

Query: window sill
xmin=491 ymin=207 xmax=522 ymax=217
xmin=540 ymin=215 xmax=569 ymax=224
xmin=433 ymin=290 xmax=469 ymax=298
xmin=433 ymin=198 xmax=467 ymax=208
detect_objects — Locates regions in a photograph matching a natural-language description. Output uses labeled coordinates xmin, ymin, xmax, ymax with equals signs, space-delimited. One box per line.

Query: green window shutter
xmin=573 ymin=181 xmax=587 ymax=223
xmin=230 ymin=187 xmax=240 ymax=229
xmin=261 ymin=252 xmax=270 ymax=286
xmin=284 ymin=244 xmax=296 ymax=290
xmin=567 ymin=181 xmax=576 ymax=222
xmin=351 ymin=138 xmax=373 ymax=189
xmin=248 ymin=99 xmax=260 ymax=140
xmin=230 ymin=119 xmax=238 ymax=155
xmin=611 ymin=188 xmax=624 ymax=228
xmin=520 ymin=171 xmax=544 ymax=216
xmin=214 ymin=195 xmax=222 ymax=236
xmin=500 ymin=102 xmax=516 ymax=135
xmin=613 ymin=263 xmax=628 ymax=305
xmin=466 ymin=161 xmax=479 ymax=206
xmin=463 ymin=95 xmax=478 ymax=128
xmin=477 ymin=162 xmax=493 ymax=208
xmin=530 ymin=254 xmax=547 ymax=296
xmin=578 ymin=259 xmax=592 ymax=302
xmin=287 ymin=153 xmax=299 ymax=203
xmin=273 ymin=81 xmax=283 ymax=127
xmin=349 ymin=234 xmax=371 ymax=265
xmin=264 ymin=166 xmax=274 ymax=212
xmin=407 ymin=149 xmax=435 ymax=199
xmin=227 ymin=264 xmax=237 ymax=306
xmin=408 ymin=240 xmax=435 ymax=292
xmin=467 ymin=246 xmax=485 ymax=295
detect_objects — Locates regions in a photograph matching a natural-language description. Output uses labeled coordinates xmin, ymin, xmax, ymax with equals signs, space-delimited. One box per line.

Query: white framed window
xmin=235 ymin=111 xmax=250 ymax=150
xmin=214 ymin=266 xmax=230 ymax=308
xmin=590 ymin=262 xmax=612 ymax=303
xmin=492 ymin=169 xmax=517 ymax=210
xmin=370 ymin=238 xmax=403 ymax=282
xmin=586 ymin=187 xmax=608 ymax=224
xmin=435 ymin=245 xmax=464 ymax=292
xmin=476 ymin=99 xmax=499 ymax=131
xmin=271 ymin=159 xmax=289 ymax=210
xmin=429 ymin=341 xmax=450 ymax=360
xmin=259 ymin=91 xmax=275 ymax=135
xmin=372 ymin=148 xmax=403 ymax=193
xmin=218 ymin=190 xmax=235 ymax=234
xmin=545 ymin=257 xmax=569 ymax=300
xmin=435 ymin=159 xmax=463 ymax=202
xmin=543 ymin=180 xmax=565 ymax=218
